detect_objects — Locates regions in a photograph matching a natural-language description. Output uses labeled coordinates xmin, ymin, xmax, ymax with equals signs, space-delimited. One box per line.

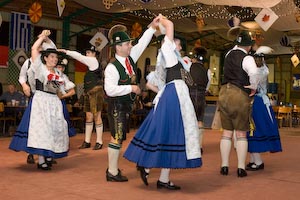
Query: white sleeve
xmin=206 ymin=69 xmax=212 ymax=91
xmin=19 ymin=59 xmax=30 ymax=84
xmin=130 ymin=27 xmax=156 ymax=63
xmin=66 ymin=50 xmax=98 ymax=71
xmin=104 ymin=63 xmax=132 ymax=97
xmin=161 ymin=36 xmax=178 ymax=68
xmin=63 ymin=74 xmax=76 ymax=91
xmin=242 ymin=55 xmax=259 ymax=89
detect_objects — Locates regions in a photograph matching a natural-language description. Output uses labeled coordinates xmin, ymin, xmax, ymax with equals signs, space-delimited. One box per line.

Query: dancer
xmin=58 ymin=46 xmax=104 ymax=150
xmin=104 ymin=15 xmax=160 ymax=182
xmin=189 ymin=47 xmax=211 ymax=153
xmin=218 ymin=30 xmax=258 ymax=177
xmin=56 ymin=58 xmax=76 ymax=137
xmin=26 ymin=30 xmax=68 ymax=170
xmin=124 ymin=14 xmax=202 ymax=190
xmin=9 ymin=35 xmax=57 ymax=165
xmin=246 ymin=46 xmax=282 ymax=171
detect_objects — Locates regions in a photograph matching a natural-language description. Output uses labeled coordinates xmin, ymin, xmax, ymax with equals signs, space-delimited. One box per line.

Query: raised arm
xmin=31 ymin=30 xmax=51 ymax=62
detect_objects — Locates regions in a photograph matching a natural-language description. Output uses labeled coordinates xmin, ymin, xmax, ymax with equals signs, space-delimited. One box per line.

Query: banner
xmin=9 ymin=12 xmax=32 ymax=51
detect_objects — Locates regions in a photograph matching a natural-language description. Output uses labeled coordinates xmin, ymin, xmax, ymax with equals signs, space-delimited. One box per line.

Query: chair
xmin=66 ymin=104 xmax=85 ymax=133
xmin=292 ymin=107 xmax=300 ymax=127
xmin=0 ymin=102 xmax=16 ymax=136
xmin=276 ymin=106 xmax=292 ymax=128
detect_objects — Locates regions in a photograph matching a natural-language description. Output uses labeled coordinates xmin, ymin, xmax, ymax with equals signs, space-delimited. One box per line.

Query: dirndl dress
xmin=247 ymin=95 xmax=282 ymax=153
xmin=9 ymin=98 xmax=33 ymax=152
xmin=124 ymin=81 xmax=202 ymax=169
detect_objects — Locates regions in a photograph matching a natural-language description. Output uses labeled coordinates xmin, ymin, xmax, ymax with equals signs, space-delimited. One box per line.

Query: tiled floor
xmin=1 ymin=128 xmax=299 ymax=200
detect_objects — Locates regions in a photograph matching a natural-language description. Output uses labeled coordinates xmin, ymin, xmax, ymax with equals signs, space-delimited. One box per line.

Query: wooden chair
xmin=0 ymin=102 xmax=16 ymax=136
xmin=276 ymin=106 xmax=292 ymax=128
xmin=66 ymin=104 xmax=85 ymax=132
xmin=292 ymin=107 xmax=300 ymax=127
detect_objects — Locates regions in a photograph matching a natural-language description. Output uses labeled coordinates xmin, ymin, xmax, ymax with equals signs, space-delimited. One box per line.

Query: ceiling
xmin=1 ymin=0 xmax=300 ymax=54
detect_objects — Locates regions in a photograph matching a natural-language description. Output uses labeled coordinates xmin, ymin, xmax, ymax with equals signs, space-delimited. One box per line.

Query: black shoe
xmin=237 ymin=168 xmax=247 ymax=177
xmin=37 ymin=163 xmax=51 ymax=170
xmin=246 ymin=163 xmax=264 ymax=171
xmin=137 ymin=166 xmax=149 ymax=186
xmin=246 ymin=162 xmax=254 ymax=169
xmin=106 ymin=169 xmax=128 ymax=182
xmin=157 ymin=180 xmax=181 ymax=190
xmin=93 ymin=143 xmax=103 ymax=150
xmin=27 ymin=154 xmax=35 ymax=164
xmin=45 ymin=158 xmax=57 ymax=167
xmin=220 ymin=166 xmax=229 ymax=175
xmin=79 ymin=141 xmax=91 ymax=149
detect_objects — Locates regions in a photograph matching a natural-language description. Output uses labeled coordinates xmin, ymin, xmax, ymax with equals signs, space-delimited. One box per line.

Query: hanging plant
xmin=28 ymin=1 xmax=42 ymax=24
xmin=131 ymin=22 xmax=142 ymax=38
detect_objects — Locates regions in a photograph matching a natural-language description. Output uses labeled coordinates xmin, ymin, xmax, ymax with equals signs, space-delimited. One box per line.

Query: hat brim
xmin=40 ymin=49 xmax=62 ymax=55
xmin=110 ymin=38 xmax=135 ymax=46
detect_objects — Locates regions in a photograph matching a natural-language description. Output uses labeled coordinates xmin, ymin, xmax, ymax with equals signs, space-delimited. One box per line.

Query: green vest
xmin=110 ymin=56 xmax=137 ymax=103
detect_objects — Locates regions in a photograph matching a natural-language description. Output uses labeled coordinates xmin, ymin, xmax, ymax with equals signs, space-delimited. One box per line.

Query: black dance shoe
xmin=106 ymin=169 xmax=128 ymax=182
xmin=157 ymin=180 xmax=181 ymax=190
xmin=137 ymin=166 xmax=149 ymax=186
xmin=246 ymin=162 xmax=254 ymax=169
xmin=79 ymin=141 xmax=91 ymax=149
xmin=246 ymin=163 xmax=264 ymax=171
xmin=93 ymin=143 xmax=103 ymax=150
xmin=27 ymin=154 xmax=35 ymax=164
xmin=37 ymin=163 xmax=51 ymax=170
xmin=45 ymin=158 xmax=57 ymax=167
xmin=237 ymin=168 xmax=247 ymax=177
xmin=220 ymin=166 xmax=229 ymax=175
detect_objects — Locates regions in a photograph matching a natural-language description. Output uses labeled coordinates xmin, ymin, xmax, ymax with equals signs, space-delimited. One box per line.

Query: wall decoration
xmin=28 ymin=2 xmax=42 ymax=23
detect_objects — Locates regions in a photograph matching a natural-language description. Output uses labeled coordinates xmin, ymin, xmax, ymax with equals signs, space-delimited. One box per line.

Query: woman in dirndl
xmin=124 ymin=15 xmax=202 ymax=190
xmin=246 ymin=46 xmax=282 ymax=171
xmin=26 ymin=30 xmax=68 ymax=170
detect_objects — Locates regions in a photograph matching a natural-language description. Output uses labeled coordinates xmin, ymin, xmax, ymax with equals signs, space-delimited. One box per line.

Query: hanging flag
xmin=89 ymin=31 xmax=108 ymax=52
xmin=9 ymin=12 xmax=31 ymax=51
xmin=57 ymin=0 xmax=65 ymax=17
xmin=254 ymin=8 xmax=278 ymax=31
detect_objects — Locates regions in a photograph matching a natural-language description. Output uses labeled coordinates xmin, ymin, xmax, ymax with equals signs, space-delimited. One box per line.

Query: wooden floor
xmin=1 ymin=127 xmax=299 ymax=200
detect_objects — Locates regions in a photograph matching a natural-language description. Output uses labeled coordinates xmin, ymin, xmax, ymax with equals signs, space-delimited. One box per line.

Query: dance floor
xmin=1 ymin=128 xmax=299 ymax=200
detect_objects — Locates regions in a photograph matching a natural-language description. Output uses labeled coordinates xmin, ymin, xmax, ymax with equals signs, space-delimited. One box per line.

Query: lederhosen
xmin=83 ymin=66 xmax=104 ymax=114
xmin=107 ymin=56 xmax=137 ymax=143
xmin=188 ymin=62 xmax=208 ymax=122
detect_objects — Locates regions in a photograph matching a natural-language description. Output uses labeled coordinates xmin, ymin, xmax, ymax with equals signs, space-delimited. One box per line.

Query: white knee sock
xmin=220 ymin=136 xmax=232 ymax=167
xmin=236 ymin=137 xmax=248 ymax=169
xmin=252 ymin=153 xmax=263 ymax=165
xmin=38 ymin=155 xmax=45 ymax=164
xmin=95 ymin=123 xmax=103 ymax=144
xmin=159 ymin=168 xmax=170 ymax=183
xmin=249 ymin=153 xmax=254 ymax=163
xmin=199 ymin=128 xmax=204 ymax=149
xmin=108 ymin=143 xmax=121 ymax=176
xmin=84 ymin=122 xmax=93 ymax=143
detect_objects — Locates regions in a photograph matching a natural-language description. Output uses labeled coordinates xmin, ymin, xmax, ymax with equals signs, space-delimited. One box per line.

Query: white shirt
xmin=104 ymin=27 xmax=156 ymax=97
xmin=66 ymin=50 xmax=99 ymax=71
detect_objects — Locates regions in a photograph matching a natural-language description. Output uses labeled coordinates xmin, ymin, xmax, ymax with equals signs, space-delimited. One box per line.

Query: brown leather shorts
xmin=218 ymin=83 xmax=252 ymax=131
xmin=83 ymin=86 xmax=104 ymax=114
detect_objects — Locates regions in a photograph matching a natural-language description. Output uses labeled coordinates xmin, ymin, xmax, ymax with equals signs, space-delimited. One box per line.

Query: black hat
xmin=193 ymin=47 xmax=207 ymax=61
xmin=40 ymin=48 xmax=60 ymax=55
xmin=84 ymin=45 xmax=97 ymax=53
xmin=235 ymin=30 xmax=255 ymax=46
xmin=110 ymin=31 xmax=134 ymax=46
xmin=57 ymin=58 xmax=68 ymax=67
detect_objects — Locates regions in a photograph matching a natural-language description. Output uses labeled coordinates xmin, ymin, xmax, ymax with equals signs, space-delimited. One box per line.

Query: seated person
xmin=0 ymin=84 xmax=24 ymax=105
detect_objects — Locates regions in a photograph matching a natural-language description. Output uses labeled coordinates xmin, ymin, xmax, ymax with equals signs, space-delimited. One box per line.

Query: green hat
xmin=235 ymin=30 xmax=255 ymax=46
xmin=111 ymin=31 xmax=134 ymax=45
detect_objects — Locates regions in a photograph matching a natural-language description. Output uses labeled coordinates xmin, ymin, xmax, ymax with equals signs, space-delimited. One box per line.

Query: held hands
xmin=57 ymin=49 xmax=67 ymax=54
xmin=244 ymin=85 xmax=256 ymax=97
xmin=38 ymin=30 xmax=51 ymax=38
xmin=131 ymin=85 xmax=141 ymax=95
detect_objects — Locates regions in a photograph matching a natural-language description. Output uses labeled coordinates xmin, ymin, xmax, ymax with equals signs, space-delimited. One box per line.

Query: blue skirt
xmin=124 ymin=83 xmax=202 ymax=169
xmin=247 ymin=95 xmax=282 ymax=153
xmin=9 ymin=99 xmax=76 ymax=153
xmin=62 ymin=100 xmax=76 ymax=137
xmin=9 ymin=98 xmax=33 ymax=152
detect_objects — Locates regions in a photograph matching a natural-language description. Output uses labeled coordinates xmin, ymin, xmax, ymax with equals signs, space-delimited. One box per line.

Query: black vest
xmin=222 ymin=49 xmax=250 ymax=94
xmin=166 ymin=62 xmax=183 ymax=83
xmin=84 ymin=65 xmax=102 ymax=93
xmin=189 ymin=62 xmax=208 ymax=91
